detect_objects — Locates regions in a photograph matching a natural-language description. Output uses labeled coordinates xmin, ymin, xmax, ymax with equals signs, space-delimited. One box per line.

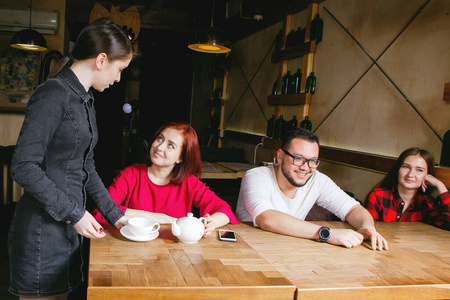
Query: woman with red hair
xmin=93 ymin=122 xmax=238 ymax=236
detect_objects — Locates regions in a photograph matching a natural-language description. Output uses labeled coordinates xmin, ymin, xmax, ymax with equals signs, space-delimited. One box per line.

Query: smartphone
xmin=218 ymin=230 xmax=237 ymax=242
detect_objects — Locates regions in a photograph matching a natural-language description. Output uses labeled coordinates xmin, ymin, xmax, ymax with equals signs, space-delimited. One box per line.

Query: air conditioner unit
xmin=0 ymin=7 xmax=58 ymax=35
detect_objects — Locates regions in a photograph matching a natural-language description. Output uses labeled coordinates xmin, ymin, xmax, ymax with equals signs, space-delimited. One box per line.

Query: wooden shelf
xmin=271 ymin=41 xmax=316 ymax=63
xmin=262 ymin=137 xmax=282 ymax=149
xmin=268 ymin=93 xmax=311 ymax=106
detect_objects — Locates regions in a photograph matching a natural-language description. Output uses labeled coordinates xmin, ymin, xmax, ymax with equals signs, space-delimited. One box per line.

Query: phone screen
xmin=219 ymin=230 xmax=237 ymax=242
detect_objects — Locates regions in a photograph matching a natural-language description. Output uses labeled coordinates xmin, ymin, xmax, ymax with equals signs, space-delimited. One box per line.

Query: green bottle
xmin=266 ymin=115 xmax=275 ymax=138
xmin=290 ymin=69 xmax=302 ymax=94
xmin=273 ymin=115 xmax=286 ymax=139
xmin=272 ymin=79 xmax=278 ymax=95
xmin=310 ymin=14 xmax=324 ymax=43
xmin=274 ymin=30 xmax=282 ymax=52
xmin=305 ymin=72 xmax=316 ymax=94
xmin=300 ymin=116 xmax=312 ymax=131
xmin=282 ymin=71 xmax=292 ymax=94
xmin=286 ymin=30 xmax=295 ymax=48
xmin=285 ymin=115 xmax=298 ymax=132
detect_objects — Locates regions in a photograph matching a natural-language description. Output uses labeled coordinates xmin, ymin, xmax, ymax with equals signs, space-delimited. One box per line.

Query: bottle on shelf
xmin=285 ymin=30 xmax=295 ymax=48
xmin=271 ymin=79 xmax=278 ymax=95
xmin=294 ymin=27 xmax=302 ymax=45
xmin=274 ymin=30 xmax=282 ymax=52
xmin=285 ymin=115 xmax=298 ymax=133
xmin=300 ymin=116 xmax=312 ymax=131
xmin=282 ymin=71 xmax=292 ymax=94
xmin=305 ymin=72 xmax=316 ymax=94
xmin=273 ymin=115 xmax=286 ymax=139
xmin=300 ymin=27 xmax=306 ymax=44
xmin=290 ymin=68 xmax=302 ymax=94
xmin=310 ymin=14 xmax=324 ymax=43
xmin=266 ymin=115 xmax=275 ymax=138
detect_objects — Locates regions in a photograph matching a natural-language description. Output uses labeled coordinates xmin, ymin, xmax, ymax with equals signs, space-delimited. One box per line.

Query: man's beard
xmin=280 ymin=162 xmax=310 ymax=188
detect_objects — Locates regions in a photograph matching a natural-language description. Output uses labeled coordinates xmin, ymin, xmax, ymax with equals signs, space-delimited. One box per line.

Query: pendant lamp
xmin=10 ymin=0 xmax=48 ymax=51
xmin=188 ymin=0 xmax=231 ymax=54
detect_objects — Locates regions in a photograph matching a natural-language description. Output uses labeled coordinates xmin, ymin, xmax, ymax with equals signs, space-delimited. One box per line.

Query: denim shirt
xmin=11 ymin=66 xmax=124 ymax=226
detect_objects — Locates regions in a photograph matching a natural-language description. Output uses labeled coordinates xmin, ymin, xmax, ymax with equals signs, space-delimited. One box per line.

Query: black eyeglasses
xmin=281 ymin=149 xmax=320 ymax=168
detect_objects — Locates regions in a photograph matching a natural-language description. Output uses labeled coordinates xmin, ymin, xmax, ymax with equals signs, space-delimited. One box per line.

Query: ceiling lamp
xmin=188 ymin=0 xmax=231 ymax=54
xmin=10 ymin=0 xmax=48 ymax=51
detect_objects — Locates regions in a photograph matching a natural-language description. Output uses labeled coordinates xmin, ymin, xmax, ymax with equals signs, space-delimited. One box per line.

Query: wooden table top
xmin=87 ymin=224 xmax=296 ymax=300
xmin=200 ymin=162 xmax=256 ymax=179
xmin=229 ymin=221 xmax=450 ymax=300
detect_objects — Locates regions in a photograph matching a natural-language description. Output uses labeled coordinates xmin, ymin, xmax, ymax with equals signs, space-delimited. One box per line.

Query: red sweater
xmin=93 ymin=163 xmax=239 ymax=225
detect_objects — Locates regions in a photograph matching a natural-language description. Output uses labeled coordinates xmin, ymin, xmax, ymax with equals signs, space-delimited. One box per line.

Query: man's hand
xmin=73 ymin=211 xmax=106 ymax=239
xmin=357 ymin=227 xmax=389 ymax=251
xmin=327 ymin=228 xmax=364 ymax=248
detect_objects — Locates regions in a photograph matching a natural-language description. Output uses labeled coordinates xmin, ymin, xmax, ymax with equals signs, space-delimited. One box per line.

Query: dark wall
xmin=93 ymin=28 xmax=192 ymax=170
xmin=93 ymin=80 xmax=126 ymax=170
xmin=137 ymin=28 xmax=192 ymax=141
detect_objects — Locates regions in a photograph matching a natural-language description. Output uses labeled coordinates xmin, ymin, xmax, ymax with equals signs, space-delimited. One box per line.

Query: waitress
xmin=9 ymin=18 xmax=131 ymax=299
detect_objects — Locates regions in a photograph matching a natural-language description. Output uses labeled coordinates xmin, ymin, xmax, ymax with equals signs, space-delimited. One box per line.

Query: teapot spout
xmin=171 ymin=220 xmax=181 ymax=237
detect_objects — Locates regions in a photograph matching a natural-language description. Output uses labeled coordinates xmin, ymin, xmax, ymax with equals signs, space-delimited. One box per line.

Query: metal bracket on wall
xmin=226 ymin=37 xmax=276 ymax=124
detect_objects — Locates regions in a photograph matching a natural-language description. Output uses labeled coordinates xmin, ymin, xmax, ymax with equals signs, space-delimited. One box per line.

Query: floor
xmin=0 ymin=204 xmax=88 ymax=300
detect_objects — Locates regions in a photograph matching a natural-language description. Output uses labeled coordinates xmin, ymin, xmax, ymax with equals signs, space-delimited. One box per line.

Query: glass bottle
xmin=305 ymin=72 xmax=316 ymax=94
xmin=273 ymin=115 xmax=286 ymax=139
xmin=300 ymin=116 xmax=312 ymax=131
xmin=274 ymin=30 xmax=282 ymax=52
xmin=310 ymin=14 xmax=324 ymax=43
xmin=291 ymin=68 xmax=302 ymax=94
xmin=294 ymin=27 xmax=302 ymax=46
xmin=266 ymin=115 xmax=275 ymax=138
xmin=285 ymin=30 xmax=295 ymax=48
xmin=285 ymin=115 xmax=298 ymax=133
xmin=272 ymin=79 xmax=278 ymax=95
xmin=282 ymin=71 xmax=292 ymax=94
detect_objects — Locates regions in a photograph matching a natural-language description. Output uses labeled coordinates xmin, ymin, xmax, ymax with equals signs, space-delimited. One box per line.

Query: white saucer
xmin=120 ymin=225 xmax=159 ymax=242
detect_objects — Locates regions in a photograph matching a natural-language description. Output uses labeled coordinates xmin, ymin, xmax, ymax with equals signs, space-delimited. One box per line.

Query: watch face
xmin=319 ymin=226 xmax=330 ymax=241
xmin=320 ymin=229 xmax=330 ymax=239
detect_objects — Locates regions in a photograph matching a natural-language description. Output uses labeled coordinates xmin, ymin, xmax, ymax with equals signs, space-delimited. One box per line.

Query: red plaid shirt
xmin=366 ymin=187 xmax=450 ymax=230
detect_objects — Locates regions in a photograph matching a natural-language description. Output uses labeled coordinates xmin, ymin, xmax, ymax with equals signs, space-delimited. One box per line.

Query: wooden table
xmin=229 ymin=222 xmax=450 ymax=300
xmin=87 ymin=224 xmax=296 ymax=299
xmin=201 ymin=162 xmax=256 ymax=179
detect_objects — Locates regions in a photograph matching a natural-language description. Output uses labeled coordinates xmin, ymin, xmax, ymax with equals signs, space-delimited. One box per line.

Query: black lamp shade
xmin=188 ymin=26 xmax=231 ymax=54
xmin=11 ymin=29 xmax=48 ymax=52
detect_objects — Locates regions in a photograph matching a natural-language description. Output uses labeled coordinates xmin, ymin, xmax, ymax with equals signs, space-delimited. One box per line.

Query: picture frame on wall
xmin=0 ymin=49 xmax=38 ymax=113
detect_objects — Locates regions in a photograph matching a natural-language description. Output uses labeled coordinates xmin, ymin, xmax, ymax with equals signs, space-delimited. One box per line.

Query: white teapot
xmin=171 ymin=212 xmax=207 ymax=243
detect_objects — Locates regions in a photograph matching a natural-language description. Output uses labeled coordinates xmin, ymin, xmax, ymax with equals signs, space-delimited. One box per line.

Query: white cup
xmin=128 ymin=217 xmax=160 ymax=237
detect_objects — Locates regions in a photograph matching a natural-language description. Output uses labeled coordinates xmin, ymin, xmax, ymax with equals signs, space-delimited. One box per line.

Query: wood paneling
xmin=88 ymin=225 xmax=296 ymax=300
xmin=230 ymin=222 xmax=450 ymax=299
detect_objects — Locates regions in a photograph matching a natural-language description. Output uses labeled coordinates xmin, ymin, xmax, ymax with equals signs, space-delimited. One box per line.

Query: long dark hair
xmin=379 ymin=147 xmax=435 ymax=192
xmin=147 ymin=122 xmax=202 ymax=185
xmin=48 ymin=18 xmax=134 ymax=79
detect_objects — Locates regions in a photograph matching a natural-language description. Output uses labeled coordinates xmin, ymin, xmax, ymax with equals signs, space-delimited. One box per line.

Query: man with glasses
xmin=236 ymin=128 xmax=388 ymax=250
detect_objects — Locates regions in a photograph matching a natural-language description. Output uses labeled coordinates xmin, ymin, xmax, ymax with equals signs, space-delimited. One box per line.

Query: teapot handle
xmin=199 ymin=217 xmax=207 ymax=226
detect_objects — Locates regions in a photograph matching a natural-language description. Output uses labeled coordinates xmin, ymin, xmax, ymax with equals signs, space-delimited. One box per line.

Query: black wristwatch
xmin=318 ymin=226 xmax=331 ymax=242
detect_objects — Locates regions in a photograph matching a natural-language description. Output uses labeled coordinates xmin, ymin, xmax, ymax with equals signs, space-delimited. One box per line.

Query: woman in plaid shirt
xmin=365 ymin=147 xmax=450 ymax=230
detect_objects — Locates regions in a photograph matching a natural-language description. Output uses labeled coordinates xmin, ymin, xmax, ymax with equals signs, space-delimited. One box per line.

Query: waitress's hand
xmin=422 ymin=174 xmax=447 ymax=194
xmin=124 ymin=208 xmax=177 ymax=224
xmin=114 ymin=215 xmax=130 ymax=229
xmin=73 ymin=211 xmax=106 ymax=239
